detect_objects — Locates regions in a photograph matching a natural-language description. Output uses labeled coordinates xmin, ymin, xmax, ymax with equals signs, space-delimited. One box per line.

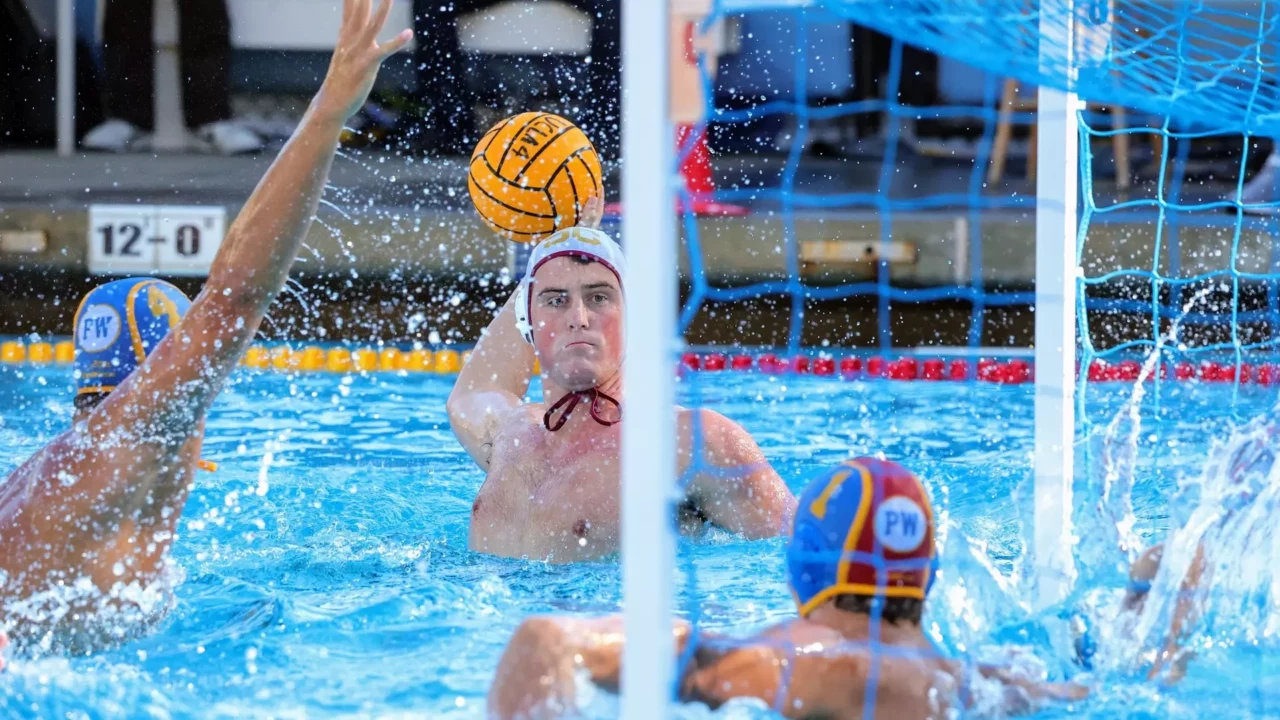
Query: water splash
xmin=1075 ymin=285 xmax=1280 ymax=679
xmin=1116 ymin=412 xmax=1280 ymax=675
xmin=1078 ymin=286 xmax=1215 ymax=585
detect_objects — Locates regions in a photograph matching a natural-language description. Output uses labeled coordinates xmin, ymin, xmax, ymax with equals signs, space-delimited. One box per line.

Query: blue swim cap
xmin=73 ymin=278 xmax=191 ymax=396
xmin=787 ymin=458 xmax=939 ymax=617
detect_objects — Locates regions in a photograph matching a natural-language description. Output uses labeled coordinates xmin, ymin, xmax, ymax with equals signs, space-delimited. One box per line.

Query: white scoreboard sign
xmin=88 ymin=205 xmax=226 ymax=276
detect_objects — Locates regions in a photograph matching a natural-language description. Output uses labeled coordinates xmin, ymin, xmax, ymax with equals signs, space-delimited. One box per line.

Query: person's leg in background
xmin=85 ymin=0 xmax=156 ymax=150
xmin=408 ymin=0 xmax=617 ymax=158
xmin=579 ymin=0 xmax=620 ymax=163
xmin=177 ymin=0 xmax=262 ymax=154
xmin=411 ymin=0 xmax=480 ymax=155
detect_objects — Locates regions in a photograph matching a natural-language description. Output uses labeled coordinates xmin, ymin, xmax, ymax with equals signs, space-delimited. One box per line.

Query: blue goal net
xmin=669 ymin=0 xmax=1280 ymax=716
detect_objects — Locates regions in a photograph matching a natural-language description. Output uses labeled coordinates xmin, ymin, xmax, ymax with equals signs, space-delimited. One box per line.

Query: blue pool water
xmin=1 ymin=362 xmax=1279 ymax=718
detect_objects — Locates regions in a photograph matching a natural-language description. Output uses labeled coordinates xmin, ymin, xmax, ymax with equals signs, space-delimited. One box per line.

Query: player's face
xmin=529 ymin=257 xmax=624 ymax=391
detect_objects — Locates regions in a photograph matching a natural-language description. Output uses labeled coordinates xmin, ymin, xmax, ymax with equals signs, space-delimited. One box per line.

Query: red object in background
xmin=866 ymin=356 xmax=887 ymax=377
xmin=603 ymin=122 xmax=750 ymax=218
xmin=674 ymin=124 xmax=749 ymax=217
xmin=987 ymin=362 xmax=1010 ymax=384
xmin=888 ymin=359 xmax=917 ymax=380
xmin=704 ymin=353 xmax=726 ymax=371
xmin=814 ymin=357 xmax=836 ymax=376
xmin=978 ymin=358 xmax=999 ymax=382
xmin=1202 ymin=362 xmax=1233 ymax=382
xmin=1239 ymin=363 xmax=1254 ymax=384
xmin=758 ymin=354 xmax=782 ymax=373
xmin=1087 ymin=360 xmax=1106 ymax=382
xmin=1116 ymin=360 xmax=1141 ymax=381
xmin=790 ymin=355 xmax=811 ymax=374
xmin=1005 ymin=359 xmax=1031 ymax=384
xmin=1174 ymin=362 xmax=1195 ymax=380
xmin=730 ymin=354 xmax=753 ymax=371
xmin=1257 ymin=365 xmax=1277 ymax=385
xmin=681 ymin=353 xmax=701 ymax=371
xmin=922 ymin=359 xmax=945 ymax=380
xmin=839 ymin=357 xmax=862 ymax=377
xmin=948 ymin=359 xmax=969 ymax=380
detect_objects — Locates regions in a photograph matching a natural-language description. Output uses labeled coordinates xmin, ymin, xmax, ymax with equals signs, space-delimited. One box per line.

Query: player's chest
xmin=525 ymin=431 xmax=624 ymax=556
xmin=531 ymin=438 xmax=622 ymax=507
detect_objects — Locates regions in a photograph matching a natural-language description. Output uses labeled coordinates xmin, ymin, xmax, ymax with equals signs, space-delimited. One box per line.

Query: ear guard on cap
xmin=513 ymin=227 xmax=627 ymax=345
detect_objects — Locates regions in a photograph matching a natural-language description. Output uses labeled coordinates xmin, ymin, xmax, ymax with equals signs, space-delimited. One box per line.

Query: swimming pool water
xmin=1 ymin=362 xmax=1278 ymax=718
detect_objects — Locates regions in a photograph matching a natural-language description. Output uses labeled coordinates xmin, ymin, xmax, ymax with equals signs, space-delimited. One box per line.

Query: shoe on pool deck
xmin=193 ymin=121 xmax=264 ymax=155
xmin=1230 ymin=151 xmax=1280 ymax=216
xmin=82 ymin=119 xmax=144 ymax=152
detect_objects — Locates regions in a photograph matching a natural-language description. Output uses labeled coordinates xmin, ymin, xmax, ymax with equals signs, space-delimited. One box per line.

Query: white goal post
xmin=620 ymin=0 xmax=677 ymax=718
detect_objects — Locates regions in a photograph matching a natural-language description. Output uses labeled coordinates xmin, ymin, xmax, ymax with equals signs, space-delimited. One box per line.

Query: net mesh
xmin=793 ymin=0 xmax=1280 ymax=137
xmin=670 ymin=0 xmax=1280 ymax=714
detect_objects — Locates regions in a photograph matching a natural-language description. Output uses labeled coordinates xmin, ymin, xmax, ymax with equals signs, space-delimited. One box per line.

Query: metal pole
xmin=1033 ymin=0 xmax=1079 ymax=609
xmin=57 ymin=0 xmax=76 ymax=157
xmin=620 ymin=0 xmax=676 ymax=716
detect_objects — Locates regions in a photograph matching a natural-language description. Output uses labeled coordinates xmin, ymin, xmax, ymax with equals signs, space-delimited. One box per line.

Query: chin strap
xmin=544 ymin=388 xmax=622 ymax=431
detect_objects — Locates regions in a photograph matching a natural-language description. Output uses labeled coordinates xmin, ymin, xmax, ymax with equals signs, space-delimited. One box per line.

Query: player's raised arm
xmin=91 ymin=0 xmax=411 ymax=437
xmin=446 ymin=292 xmax=537 ymax=469
xmin=446 ymin=198 xmax=604 ymax=469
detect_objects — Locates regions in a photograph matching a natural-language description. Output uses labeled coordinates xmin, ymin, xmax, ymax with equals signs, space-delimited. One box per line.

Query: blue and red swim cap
xmin=787 ymin=457 xmax=937 ymax=617
xmin=73 ymin=277 xmax=191 ymax=396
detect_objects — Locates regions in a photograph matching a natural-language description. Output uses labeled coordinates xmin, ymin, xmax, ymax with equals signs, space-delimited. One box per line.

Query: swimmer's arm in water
xmin=488 ymin=615 xmax=693 ymax=719
xmin=1123 ymin=542 xmax=1203 ymax=684
xmin=1124 ymin=543 xmax=1164 ymax=610
xmin=680 ymin=409 xmax=797 ymax=538
xmin=490 ymin=615 xmax=885 ymax=720
xmin=974 ymin=664 xmax=1090 ymax=714
xmin=447 ymin=291 xmax=536 ymax=471
xmin=1144 ymin=543 xmax=1205 ymax=685
xmin=88 ymin=2 xmax=412 ymax=441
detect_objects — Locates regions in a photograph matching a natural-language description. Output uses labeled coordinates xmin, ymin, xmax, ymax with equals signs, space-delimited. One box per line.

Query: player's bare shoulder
xmin=1 ymin=429 xmax=87 ymax=508
xmin=674 ymin=406 xmax=743 ymax=458
xmin=486 ymin=402 xmax=549 ymax=472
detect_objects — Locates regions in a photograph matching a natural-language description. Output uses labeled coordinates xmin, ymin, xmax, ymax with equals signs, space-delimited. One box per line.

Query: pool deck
xmin=1 ymin=148 xmax=1272 ymax=288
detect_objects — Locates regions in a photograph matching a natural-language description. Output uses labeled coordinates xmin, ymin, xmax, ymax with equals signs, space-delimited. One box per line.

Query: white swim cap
xmin=514 ymin=227 xmax=627 ymax=345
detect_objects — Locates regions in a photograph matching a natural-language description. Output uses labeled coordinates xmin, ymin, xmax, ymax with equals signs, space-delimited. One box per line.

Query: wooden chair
xmin=985 ymin=78 xmax=1134 ymax=193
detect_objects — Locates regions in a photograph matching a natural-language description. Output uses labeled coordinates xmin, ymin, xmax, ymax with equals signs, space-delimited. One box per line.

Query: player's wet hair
xmin=74 ymin=392 xmax=109 ymax=413
xmin=834 ymin=595 xmax=925 ymax=625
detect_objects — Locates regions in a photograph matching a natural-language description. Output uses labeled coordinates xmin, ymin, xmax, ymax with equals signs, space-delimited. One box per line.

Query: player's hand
xmin=0 ymin=630 xmax=8 ymax=672
xmin=579 ymin=195 xmax=604 ymax=230
xmin=313 ymin=0 xmax=412 ymax=122
xmin=1040 ymin=681 xmax=1090 ymax=702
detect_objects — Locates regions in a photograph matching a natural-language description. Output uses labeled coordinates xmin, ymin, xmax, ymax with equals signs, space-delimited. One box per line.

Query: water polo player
xmin=1080 ymin=419 xmax=1280 ymax=683
xmin=488 ymin=457 xmax=1089 ymax=719
xmin=0 ymin=0 xmax=410 ymax=650
xmin=447 ymin=198 xmax=796 ymax=561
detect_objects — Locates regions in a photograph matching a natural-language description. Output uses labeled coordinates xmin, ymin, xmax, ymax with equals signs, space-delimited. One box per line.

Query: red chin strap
xmin=544 ymin=388 xmax=622 ymax=431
